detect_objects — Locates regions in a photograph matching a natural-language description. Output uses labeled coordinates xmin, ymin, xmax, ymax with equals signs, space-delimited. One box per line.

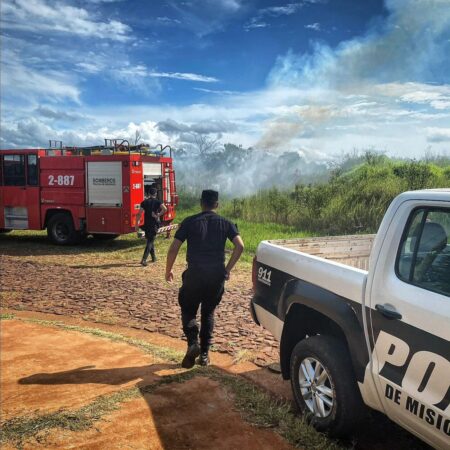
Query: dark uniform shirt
xmin=140 ymin=198 xmax=162 ymax=232
xmin=174 ymin=211 xmax=239 ymax=265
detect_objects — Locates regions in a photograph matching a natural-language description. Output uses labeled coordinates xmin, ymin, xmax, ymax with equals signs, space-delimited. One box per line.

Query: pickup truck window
xmin=397 ymin=207 xmax=450 ymax=297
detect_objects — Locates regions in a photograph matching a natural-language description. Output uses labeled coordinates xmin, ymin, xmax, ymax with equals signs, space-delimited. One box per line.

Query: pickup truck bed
xmin=255 ymin=234 xmax=375 ymax=316
xmin=268 ymin=234 xmax=375 ymax=270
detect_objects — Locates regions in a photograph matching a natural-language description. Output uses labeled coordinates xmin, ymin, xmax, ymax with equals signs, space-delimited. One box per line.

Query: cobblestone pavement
xmin=1 ymin=256 xmax=278 ymax=366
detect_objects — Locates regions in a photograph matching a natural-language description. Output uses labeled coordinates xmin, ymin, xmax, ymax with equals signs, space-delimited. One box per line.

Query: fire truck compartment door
xmin=143 ymin=163 xmax=162 ymax=177
xmin=86 ymin=208 xmax=122 ymax=234
xmin=87 ymin=162 xmax=122 ymax=206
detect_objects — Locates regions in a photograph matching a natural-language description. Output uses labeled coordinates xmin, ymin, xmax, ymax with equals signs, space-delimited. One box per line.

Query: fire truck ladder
xmin=45 ymin=139 xmax=173 ymax=158
xmin=45 ymin=140 xmax=67 ymax=156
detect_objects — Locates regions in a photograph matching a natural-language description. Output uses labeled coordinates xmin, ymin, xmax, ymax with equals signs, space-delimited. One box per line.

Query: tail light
xmin=252 ymin=256 xmax=257 ymax=292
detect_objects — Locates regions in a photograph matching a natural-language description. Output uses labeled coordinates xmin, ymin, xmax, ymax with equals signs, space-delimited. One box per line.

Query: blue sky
xmin=1 ymin=0 xmax=450 ymax=159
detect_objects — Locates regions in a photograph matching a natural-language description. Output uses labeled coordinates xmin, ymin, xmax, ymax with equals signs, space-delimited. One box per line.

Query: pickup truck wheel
xmin=47 ymin=213 xmax=79 ymax=245
xmin=290 ymin=335 xmax=364 ymax=437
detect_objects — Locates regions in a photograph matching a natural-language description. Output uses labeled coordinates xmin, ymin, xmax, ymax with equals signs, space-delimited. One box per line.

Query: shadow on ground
xmin=0 ymin=232 xmax=144 ymax=257
xmin=17 ymin=363 xmax=430 ymax=450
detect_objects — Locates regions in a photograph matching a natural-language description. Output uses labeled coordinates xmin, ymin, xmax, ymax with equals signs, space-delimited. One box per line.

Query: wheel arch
xmin=279 ymin=280 xmax=369 ymax=382
xmin=43 ymin=208 xmax=74 ymax=229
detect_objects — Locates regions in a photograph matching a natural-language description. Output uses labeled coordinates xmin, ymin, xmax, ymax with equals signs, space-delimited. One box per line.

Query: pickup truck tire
xmin=47 ymin=213 xmax=80 ymax=245
xmin=290 ymin=335 xmax=365 ymax=437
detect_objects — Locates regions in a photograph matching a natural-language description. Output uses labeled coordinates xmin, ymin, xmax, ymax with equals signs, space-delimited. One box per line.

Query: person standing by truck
xmin=135 ymin=187 xmax=167 ymax=265
xmin=165 ymin=189 xmax=244 ymax=368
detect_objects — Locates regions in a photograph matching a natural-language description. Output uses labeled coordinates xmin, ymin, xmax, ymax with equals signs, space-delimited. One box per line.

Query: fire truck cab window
xmin=27 ymin=155 xmax=38 ymax=186
xmin=3 ymin=155 xmax=25 ymax=186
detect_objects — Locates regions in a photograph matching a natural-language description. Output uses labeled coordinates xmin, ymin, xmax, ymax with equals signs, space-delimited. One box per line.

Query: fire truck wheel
xmin=47 ymin=213 xmax=79 ymax=245
xmin=91 ymin=234 xmax=119 ymax=240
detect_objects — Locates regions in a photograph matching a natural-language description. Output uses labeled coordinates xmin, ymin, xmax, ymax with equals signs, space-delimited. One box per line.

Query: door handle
xmin=375 ymin=304 xmax=402 ymax=320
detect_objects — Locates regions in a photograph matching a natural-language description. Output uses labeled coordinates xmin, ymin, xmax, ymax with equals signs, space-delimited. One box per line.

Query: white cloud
xmin=258 ymin=0 xmax=450 ymax=153
xmin=259 ymin=3 xmax=303 ymax=16
xmin=156 ymin=16 xmax=181 ymax=25
xmin=398 ymin=84 xmax=450 ymax=110
xmin=86 ymin=0 xmax=125 ymax=3
xmin=35 ymin=106 xmax=86 ymax=122
xmin=148 ymin=72 xmax=219 ymax=83
xmin=427 ymin=127 xmax=450 ymax=142
xmin=1 ymin=44 xmax=81 ymax=103
xmin=305 ymin=22 xmax=320 ymax=31
xmin=1 ymin=0 xmax=132 ymax=41
xmin=113 ymin=65 xmax=219 ymax=83
xmin=167 ymin=0 xmax=245 ymax=37
xmin=194 ymin=88 xmax=238 ymax=95
xmin=75 ymin=61 xmax=105 ymax=74
xmin=269 ymin=0 xmax=450 ymax=87
xmin=0 ymin=118 xmax=172 ymax=149
xmin=244 ymin=21 xmax=269 ymax=31
xmin=245 ymin=1 xmax=318 ymax=31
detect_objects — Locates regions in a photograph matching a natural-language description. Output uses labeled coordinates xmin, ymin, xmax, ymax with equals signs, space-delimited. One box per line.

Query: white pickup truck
xmin=250 ymin=189 xmax=450 ymax=449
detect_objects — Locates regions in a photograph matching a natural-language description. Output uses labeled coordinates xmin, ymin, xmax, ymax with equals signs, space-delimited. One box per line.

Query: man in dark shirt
xmin=135 ymin=187 xmax=167 ymax=266
xmin=165 ymin=189 xmax=244 ymax=368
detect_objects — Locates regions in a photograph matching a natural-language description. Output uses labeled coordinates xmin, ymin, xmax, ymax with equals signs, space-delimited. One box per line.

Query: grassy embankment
xmin=220 ymin=158 xmax=450 ymax=235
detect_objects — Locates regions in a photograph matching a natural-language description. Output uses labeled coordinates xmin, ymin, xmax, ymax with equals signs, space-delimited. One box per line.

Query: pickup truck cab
xmin=251 ymin=189 xmax=449 ymax=448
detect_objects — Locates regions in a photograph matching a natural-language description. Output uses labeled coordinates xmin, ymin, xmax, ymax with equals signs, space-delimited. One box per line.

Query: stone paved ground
xmin=1 ymin=256 xmax=278 ymax=366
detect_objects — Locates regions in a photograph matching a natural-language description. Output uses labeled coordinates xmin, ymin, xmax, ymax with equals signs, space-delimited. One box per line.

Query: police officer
xmin=135 ymin=187 xmax=167 ymax=266
xmin=165 ymin=189 xmax=244 ymax=368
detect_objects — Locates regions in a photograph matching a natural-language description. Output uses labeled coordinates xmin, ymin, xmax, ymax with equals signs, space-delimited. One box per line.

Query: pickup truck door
xmin=368 ymin=201 xmax=450 ymax=448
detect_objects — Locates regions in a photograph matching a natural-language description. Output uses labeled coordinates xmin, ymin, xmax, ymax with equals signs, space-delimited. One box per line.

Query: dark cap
xmin=149 ymin=187 xmax=157 ymax=196
xmin=201 ymin=189 xmax=219 ymax=205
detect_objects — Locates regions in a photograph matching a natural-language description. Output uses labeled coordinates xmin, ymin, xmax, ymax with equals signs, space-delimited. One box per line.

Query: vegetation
xmin=219 ymin=156 xmax=450 ymax=235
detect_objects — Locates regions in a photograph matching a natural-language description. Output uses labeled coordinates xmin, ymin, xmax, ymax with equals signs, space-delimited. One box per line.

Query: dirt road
xmin=1 ymin=251 xmax=278 ymax=366
xmin=1 ymin=318 xmax=296 ymax=450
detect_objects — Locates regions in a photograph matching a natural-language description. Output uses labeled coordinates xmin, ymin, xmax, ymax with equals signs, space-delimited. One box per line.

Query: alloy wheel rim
xmin=299 ymin=357 xmax=334 ymax=418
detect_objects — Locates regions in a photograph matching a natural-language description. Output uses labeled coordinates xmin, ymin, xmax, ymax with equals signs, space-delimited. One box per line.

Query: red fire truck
xmin=0 ymin=140 xmax=178 ymax=244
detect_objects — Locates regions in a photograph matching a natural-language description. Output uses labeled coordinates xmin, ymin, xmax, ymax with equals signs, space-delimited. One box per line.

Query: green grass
xmin=220 ymin=159 xmax=450 ymax=235
xmin=0 ymin=206 xmax=309 ymax=266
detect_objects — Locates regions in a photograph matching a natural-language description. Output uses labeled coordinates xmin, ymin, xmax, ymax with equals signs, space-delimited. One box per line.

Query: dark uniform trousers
xmin=178 ymin=263 xmax=226 ymax=352
xmin=142 ymin=229 xmax=156 ymax=262
xmin=142 ymin=224 xmax=159 ymax=262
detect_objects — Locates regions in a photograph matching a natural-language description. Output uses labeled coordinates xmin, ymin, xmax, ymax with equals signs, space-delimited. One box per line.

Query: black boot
xmin=181 ymin=343 xmax=200 ymax=369
xmin=140 ymin=259 xmax=148 ymax=267
xmin=197 ymin=352 xmax=209 ymax=366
